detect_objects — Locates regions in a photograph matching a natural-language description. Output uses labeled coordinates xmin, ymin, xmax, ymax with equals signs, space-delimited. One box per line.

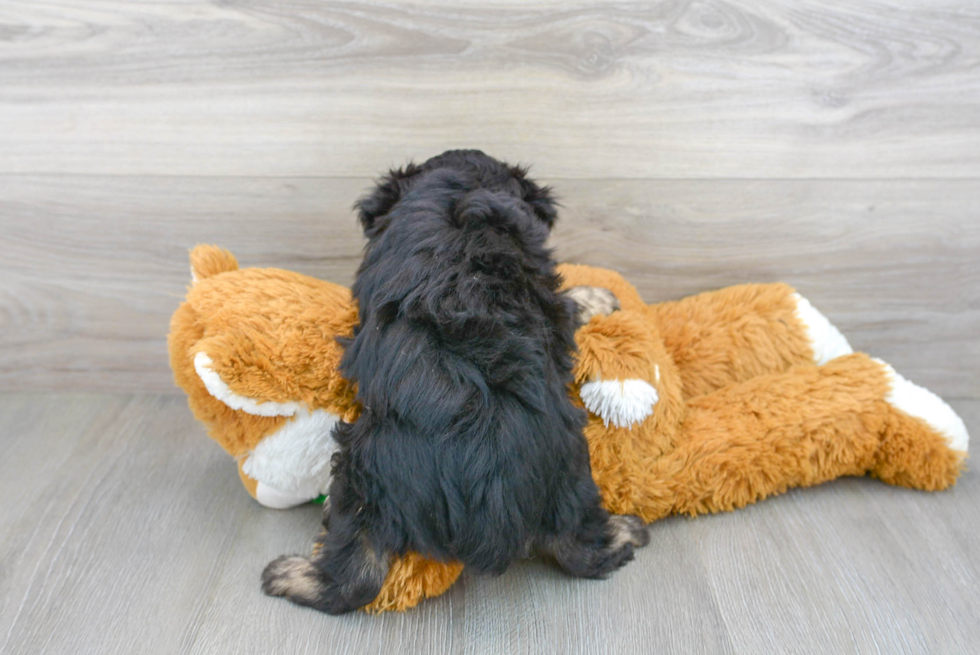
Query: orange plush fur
xmin=169 ymin=247 xmax=969 ymax=613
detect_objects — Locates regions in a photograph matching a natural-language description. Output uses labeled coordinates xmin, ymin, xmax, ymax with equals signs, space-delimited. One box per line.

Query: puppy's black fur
xmin=263 ymin=150 xmax=647 ymax=613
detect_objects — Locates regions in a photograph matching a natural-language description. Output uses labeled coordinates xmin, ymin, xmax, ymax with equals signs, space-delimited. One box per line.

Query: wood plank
xmin=0 ymin=395 xmax=976 ymax=654
xmin=0 ymin=394 xmax=254 ymax=655
xmin=0 ymin=394 xmax=135 ymax=649
xmin=1 ymin=0 xmax=979 ymax=178
xmin=1 ymin=175 xmax=977 ymax=397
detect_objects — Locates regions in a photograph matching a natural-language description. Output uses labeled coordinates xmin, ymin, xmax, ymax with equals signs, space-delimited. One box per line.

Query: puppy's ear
xmin=354 ymin=163 xmax=422 ymax=237
xmin=510 ymin=165 xmax=558 ymax=228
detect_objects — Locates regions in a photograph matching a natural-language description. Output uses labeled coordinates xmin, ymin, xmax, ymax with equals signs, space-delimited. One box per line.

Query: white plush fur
xmin=792 ymin=293 xmax=853 ymax=365
xmin=194 ymin=351 xmax=302 ymax=418
xmin=254 ymin=481 xmax=316 ymax=510
xmin=242 ymin=408 xmax=341 ymax=501
xmin=580 ymin=378 xmax=660 ymax=429
xmin=194 ymin=351 xmax=339 ymax=506
xmin=876 ymin=359 xmax=969 ymax=454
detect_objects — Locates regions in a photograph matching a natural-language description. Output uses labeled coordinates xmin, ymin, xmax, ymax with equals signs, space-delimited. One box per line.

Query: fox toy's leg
xmin=637 ymin=354 xmax=968 ymax=521
xmin=649 ymin=283 xmax=853 ymax=399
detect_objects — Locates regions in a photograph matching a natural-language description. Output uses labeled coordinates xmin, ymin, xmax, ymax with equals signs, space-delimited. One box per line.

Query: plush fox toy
xmin=169 ymin=246 xmax=969 ymax=612
xmin=168 ymin=247 xmax=359 ymax=509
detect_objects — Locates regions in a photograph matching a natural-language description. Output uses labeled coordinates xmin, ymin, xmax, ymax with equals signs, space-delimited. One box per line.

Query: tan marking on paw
xmin=263 ymin=556 xmax=323 ymax=602
xmin=608 ymin=515 xmax=649 ymax=550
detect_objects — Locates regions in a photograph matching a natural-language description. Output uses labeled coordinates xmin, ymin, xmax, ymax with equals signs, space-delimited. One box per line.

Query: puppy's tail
xmin=189 ymin=244 xmax=239 ymax=284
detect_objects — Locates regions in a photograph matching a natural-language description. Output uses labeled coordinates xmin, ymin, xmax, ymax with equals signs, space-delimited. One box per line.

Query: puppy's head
xmin=354 ymin=150 xmax=557 ymax=240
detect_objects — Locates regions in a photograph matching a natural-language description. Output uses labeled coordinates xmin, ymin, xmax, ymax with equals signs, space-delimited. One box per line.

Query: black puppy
xmin=262 ymin=150 xmax=648 ymax=613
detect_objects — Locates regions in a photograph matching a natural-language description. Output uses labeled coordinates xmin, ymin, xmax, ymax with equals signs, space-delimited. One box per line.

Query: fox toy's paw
xmin=580 ymin=378 xmax=659 ymax=429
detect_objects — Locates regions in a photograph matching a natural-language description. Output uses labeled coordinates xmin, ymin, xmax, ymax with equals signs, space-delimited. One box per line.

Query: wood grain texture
xmin=1 ymin=0 xmax=979 ymax=178
xmin=0 ymin=393 xmax=977 ymax=654
xmin=2 ymin=175 xmax=977 ymax=397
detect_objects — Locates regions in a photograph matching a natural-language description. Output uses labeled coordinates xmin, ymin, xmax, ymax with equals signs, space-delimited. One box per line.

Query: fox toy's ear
xmin=354 ymin=163 xmax=424 ymax=237
xmin=191 ymin=340 xmax=301 ymax=418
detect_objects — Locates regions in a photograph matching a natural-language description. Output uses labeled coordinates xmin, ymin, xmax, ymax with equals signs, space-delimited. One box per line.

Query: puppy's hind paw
xmin=261 ymin=554 xmax=367 ymax=615
xmin=609 ymin=514 xmax=650 ymax=550
xmin=595 ymin=542 xmax=636 ymax=577
xmin=543 ymin=514 xmax=649 ymax=579
xmin=262 ymin=556 xmax=323 ymax=600
xmin=582 ymin=515 xmax=650 ymax=578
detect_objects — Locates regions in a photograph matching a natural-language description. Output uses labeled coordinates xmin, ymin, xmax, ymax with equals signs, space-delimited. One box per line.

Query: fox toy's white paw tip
xmin=580 ymin=378 xmax=659 ymax=429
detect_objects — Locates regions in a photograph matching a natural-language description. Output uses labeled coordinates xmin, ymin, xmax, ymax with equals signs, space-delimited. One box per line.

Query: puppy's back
xmin=338 ymin=155 xmax=588 ymax=572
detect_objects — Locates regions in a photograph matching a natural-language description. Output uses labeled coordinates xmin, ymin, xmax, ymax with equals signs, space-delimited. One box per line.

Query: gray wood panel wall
xmin=1 ymin=0 xmax=978 ymax=397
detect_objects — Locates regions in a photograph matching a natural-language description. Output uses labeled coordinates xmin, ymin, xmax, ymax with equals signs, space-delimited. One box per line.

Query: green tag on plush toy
xmin=313 ymin=495 xmax=327 ymax=505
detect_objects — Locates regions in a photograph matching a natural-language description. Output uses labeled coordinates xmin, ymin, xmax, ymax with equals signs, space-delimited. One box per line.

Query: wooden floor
xmin=2 ymin=0 xmax=979 ymax=653
xmin=0 ymin=394 xmax=977 ymax=654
